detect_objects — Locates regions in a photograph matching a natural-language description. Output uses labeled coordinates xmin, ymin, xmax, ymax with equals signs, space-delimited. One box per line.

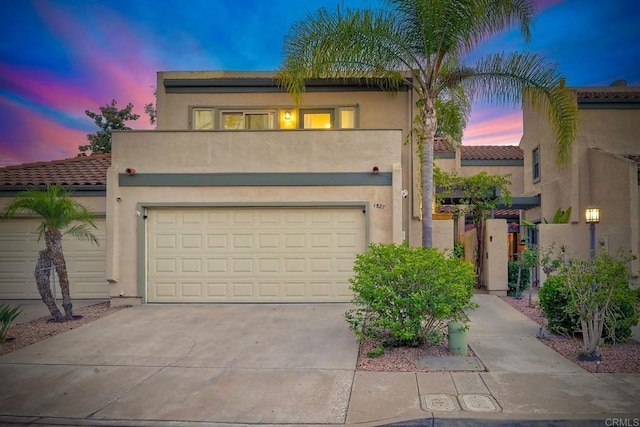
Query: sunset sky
xmin=1 ymin=0 xmax=639 ymax=166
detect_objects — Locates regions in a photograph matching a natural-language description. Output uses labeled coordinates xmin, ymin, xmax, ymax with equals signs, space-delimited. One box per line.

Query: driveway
xmin=0 ymin=304 xmax=358 ymax=425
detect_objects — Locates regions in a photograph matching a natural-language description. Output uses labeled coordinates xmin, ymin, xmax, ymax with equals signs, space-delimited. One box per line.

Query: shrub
xmin=0 ymin=304 xmax=22 ymax=343
xmin=344 ymin=243 xmax=476 ymax=347
xmin=538 ymin=251 xmax=639 ymax=348
xmin=507 ymin=261 xmax=530 ymax=296
xmin=538 ymin=275 xmax=577 ymax=335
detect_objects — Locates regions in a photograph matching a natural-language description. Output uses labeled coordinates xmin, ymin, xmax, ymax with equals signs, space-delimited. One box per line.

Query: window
xmin=221 ymin=111 xmax=275 ymax=130
xmin=339 ymin=107 xmax=355 ymax=128
xmin=193 ymin=108 xmax=214 ymax=130
xmin=532 ymin=146 xmax=540 ymax=182
xmin=300 ymin=109 xmax=334 ymax=129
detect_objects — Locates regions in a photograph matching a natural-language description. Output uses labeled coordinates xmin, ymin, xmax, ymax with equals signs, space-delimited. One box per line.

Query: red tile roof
xmin=434 ymin=137 xmax=454 ymax=152
xmin=577 ymin=91 xmax=640 ymax=100
xmin=0 ymin=154 xmax=110 ymax=187
xmin=461 ymin=145 xmax=523 ymax=160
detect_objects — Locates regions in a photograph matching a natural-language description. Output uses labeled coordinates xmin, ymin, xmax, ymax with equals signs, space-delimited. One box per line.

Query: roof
xmin=0 ymin=154 xmax=110 ymax=187
xmin=576 ymin=90 xmax=640 ymax=100
xmin=461 ymin=145 xmax=523 ymax=161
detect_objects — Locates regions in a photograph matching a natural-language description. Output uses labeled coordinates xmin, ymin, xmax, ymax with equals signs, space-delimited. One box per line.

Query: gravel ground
xmin=0 ymin=302 xmax=126 ymax=356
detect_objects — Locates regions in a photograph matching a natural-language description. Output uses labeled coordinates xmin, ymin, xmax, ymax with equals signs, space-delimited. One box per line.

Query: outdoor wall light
xmin=585 ymin=206 xmax=600 ymax=259
xmin=585 ymin=206 xmax=600 ymax=224
xmin=372 ymin=166 xmax=379 ymax=175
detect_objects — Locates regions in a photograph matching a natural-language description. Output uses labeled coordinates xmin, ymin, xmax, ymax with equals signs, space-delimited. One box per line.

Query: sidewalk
xmin=346 ymin=294 xmax=640 ymax=425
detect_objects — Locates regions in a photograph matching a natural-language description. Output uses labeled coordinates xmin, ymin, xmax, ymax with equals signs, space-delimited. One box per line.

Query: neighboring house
xmin=0 ymin=155 xmax=110 ymax=299
xmin=519 ymin=83 xmax=640 ymax=278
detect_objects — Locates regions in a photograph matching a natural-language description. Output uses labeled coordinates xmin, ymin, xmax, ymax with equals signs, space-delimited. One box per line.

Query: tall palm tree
xmin=3 ymin=185 xmax=98 ymax=322
xmin=277 ymin=0 xmax=578 ymax=247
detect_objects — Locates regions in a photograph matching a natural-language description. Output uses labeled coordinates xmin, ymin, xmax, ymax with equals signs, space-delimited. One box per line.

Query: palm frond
xmin=463 ymin=52 xmax=578 ymax=165
xmin=2 ymin=184 xmax=100 ymax=244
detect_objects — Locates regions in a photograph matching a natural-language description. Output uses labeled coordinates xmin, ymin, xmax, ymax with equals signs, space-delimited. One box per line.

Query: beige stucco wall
xmin=156 ymin=71 xmax=428 ymax=246
xmin=483 ymin=219 xmax=508 ymax=295
xmin=108 ymin=129 xmax=403 ymax=302
xmin=0 ymin=195 xmax=106 ymax=214
xmin=537 ymin=223 xmax=590 ymax=285
xmin=432 ymin=219 xmax=454 ymax=253
xmin=460 ymin=164 xmax=524 ymax=196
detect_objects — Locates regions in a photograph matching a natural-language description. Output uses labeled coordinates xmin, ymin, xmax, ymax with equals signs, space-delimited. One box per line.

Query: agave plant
xmin=0 ymin=304 xmax=23 ymax=343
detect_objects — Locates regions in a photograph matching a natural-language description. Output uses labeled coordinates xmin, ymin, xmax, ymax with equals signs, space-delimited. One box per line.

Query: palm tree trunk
xmin=421 ymin=96 xmax=437 ymax=248
xmin=45 ymin=229 xmax=74 ymax=320
xmin=34 ymin=250 xmax=64 ymax=322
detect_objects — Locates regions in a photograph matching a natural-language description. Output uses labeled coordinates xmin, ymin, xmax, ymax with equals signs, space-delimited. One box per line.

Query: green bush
xmin=539 ymin=269 xmax=638 ymax=343
xmin=344 ymin=243 xmax=476 ymax=347
xmin=507 ymin=261 xmax=530 ymax=296
xmin=0 ymin=304 xmax=22 ymax=343
xmin=538 ymin=275 xmax=577 ymax=336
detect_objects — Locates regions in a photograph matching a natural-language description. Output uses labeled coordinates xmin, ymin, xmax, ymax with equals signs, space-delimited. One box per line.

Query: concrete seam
xmin=342 ymin=368 xmax=357 ymax=424
xmin=85 ymin=366 xmax=167 ymax=419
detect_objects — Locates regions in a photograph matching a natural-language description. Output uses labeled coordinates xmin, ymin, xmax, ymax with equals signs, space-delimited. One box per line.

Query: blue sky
xmin=1 ymin=0 xmax=638 ymax=166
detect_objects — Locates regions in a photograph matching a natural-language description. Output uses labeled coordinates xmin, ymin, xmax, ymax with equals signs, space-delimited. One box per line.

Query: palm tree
xmin=277 ymin=0 xmax=578 ymax=247
xmin=2 ymin=185 xmax=98 ymax=322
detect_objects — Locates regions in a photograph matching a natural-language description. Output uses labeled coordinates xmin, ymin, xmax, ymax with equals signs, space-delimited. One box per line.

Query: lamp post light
xmin=585 ymin=206 xmax=600 ymax=260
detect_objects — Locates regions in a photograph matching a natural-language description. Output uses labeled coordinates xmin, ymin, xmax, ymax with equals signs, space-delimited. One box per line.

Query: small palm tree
xmin=277 ymin=0 xmax=578 ymax=247
xmin=2 ymin=185 xmax=98 ymax=322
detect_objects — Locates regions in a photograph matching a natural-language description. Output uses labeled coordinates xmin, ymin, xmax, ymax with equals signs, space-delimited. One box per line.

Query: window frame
xmin=532 ymin=146 xmax=541 ymax=183
xmin=220 ymin=109 xmax=276 ymax=130
xmin=191 ymin=107 xmax=215 ymax=130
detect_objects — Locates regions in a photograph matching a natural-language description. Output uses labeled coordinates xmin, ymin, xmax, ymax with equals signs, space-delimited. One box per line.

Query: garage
xmin=0 ymin=218 xmax=108 ymax=299
xmin=146 ymin=206 xmax=367 ymax=302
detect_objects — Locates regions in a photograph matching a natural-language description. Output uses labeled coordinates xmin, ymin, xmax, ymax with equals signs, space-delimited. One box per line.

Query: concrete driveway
xmin=0 ymin=304 xmax=358 ymax=425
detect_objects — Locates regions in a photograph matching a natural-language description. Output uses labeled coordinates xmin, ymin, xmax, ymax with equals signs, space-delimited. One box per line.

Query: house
xmin=0 ymin=155 xmax=110 ymax=299
xmin=1 ymin=71 xmax=637 ymax=304
xmin=519 ymin=82 xmax=640 ymax=281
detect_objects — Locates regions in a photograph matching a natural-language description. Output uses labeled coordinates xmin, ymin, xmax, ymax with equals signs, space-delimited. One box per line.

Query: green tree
xmin=277 ymin=0 xmax=578 ymax=247
xmin=434 ymin=168 xmax=511 ymax=287
xmin=2 ymin=185 xmax=99 ymax=322
xmin=78 ymin=99 xmax=140 ymax=155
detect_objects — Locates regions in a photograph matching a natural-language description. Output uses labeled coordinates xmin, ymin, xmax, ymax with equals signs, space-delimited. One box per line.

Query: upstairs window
xmin=193 ymin=108 xmax=214 ymax=130
xmin=221 ymin=111 xmax=275 ymax=130
xmin=300 ymin=109 xmax=334 ymax=129
xmin=339 ymin=107 xmax=355 ymax=128
xmin=532 ymin=146 xmax=540 ymax=182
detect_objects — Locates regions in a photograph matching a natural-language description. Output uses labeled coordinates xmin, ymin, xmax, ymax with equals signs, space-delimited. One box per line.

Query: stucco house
xmin=519 ymin=83 xmax=640 ymax=281
xmin=0 ymin=72 xmax=637 ymax=304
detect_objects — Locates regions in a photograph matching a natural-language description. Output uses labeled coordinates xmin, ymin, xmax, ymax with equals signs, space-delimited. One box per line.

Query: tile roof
xmin=461 ymin=145 xmax=523 ymax=160
xmin=0 ymin=154 xmax=110 ymax=187
xmin=576 ymin=91 xmax=640 ymax=100
xmin=434 ymin=137 xmax=454 ymax=152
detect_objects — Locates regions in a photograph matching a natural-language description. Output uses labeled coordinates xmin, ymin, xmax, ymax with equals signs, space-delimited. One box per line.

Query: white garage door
xmin=147 ymin=207 xmax=366 ymax=302
xmin=0 ymin=218 xmax=107 ymax=299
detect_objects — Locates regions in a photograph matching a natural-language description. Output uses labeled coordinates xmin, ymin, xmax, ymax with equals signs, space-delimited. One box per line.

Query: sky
xmin=1 ymin=0 xmax=639 ymax=167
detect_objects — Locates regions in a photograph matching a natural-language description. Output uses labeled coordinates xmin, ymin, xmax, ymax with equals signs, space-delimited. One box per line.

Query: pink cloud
xmin=0 ymin=97 xmax=88 ymax=165
xmin=31 ymin=2 xmax=158 ymax=122
xmin=463 ymin=110 xmax=523 ymax=146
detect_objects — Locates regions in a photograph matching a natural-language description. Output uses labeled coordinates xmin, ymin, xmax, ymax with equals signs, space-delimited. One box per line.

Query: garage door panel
xmin=147 ymin=207 xmax=365 ymax=303
xmin=0 ymin=218 xmax=107 ymax=299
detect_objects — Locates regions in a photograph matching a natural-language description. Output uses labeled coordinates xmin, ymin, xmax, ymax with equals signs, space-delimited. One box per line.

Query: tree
xmin=144 ymin=86 xmax=157 ymax=126
xmin=78 ymin=99 xmax=140 ymax=156
xmin=277 ymin=0 xmax=578 ymax=247
xmin=2 ymin=185 xmax=99 ymax=322
xmin=434 ymin=168 xmax=511 ymax=287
